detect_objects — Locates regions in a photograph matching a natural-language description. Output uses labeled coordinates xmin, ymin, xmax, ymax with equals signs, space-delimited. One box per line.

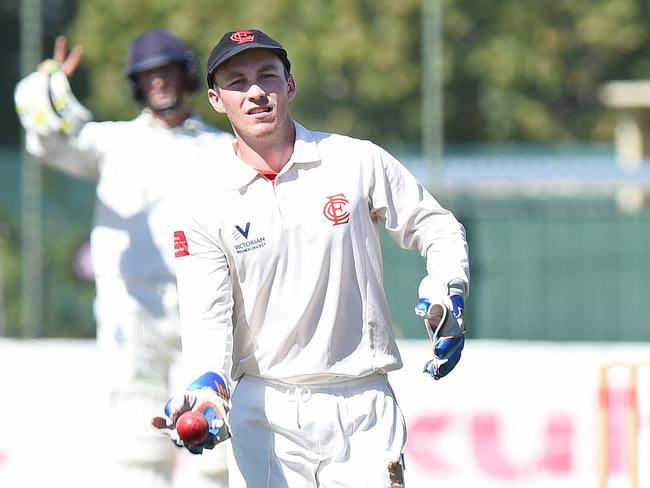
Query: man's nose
xmin=247 ymin=83 xmax=266 ymax=98
xmin=150 ymin=74 xmax=166 ymax=88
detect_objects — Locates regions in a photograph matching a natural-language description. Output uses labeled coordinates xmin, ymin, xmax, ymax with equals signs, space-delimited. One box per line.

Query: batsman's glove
xmin=415 ymin=277 xmax=467 ymax=380
xmin=14 ymin=61 xmax=91 ymax=137
xmin=152 ymin=371 xmax=231 ymax=455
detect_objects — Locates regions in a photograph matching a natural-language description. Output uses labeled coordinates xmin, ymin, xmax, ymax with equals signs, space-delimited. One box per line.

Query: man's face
xmin=136 ymin=64 xmax=187 ymax=112
xmin=208 ymin=49 xmax=295 ymax=141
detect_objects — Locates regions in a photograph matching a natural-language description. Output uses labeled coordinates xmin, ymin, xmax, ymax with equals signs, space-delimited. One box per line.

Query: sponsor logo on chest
xmin=230 ymin=192 xmax=351 ymax=254
xmin=232 ymin=222 xmax=267 ymax=254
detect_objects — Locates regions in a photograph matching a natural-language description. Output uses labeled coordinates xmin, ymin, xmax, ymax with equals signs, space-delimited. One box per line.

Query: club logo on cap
xmin=230 ymin=30 xmax=255 ymax=44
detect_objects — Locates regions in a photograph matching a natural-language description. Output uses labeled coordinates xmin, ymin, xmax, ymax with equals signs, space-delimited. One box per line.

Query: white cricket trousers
xmin=228 ymin=373 xmax=407 ymax=488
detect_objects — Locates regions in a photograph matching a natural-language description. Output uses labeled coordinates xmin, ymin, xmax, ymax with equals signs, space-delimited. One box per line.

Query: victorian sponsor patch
xmin=232 ymin=222 xmax=266 ymax=254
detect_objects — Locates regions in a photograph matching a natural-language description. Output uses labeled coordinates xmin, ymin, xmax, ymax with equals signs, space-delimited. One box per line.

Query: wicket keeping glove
xmin=151 ymin=372 xmax=231 ymax=455
xmin=415 ymin=277 xmax=467 ymax=380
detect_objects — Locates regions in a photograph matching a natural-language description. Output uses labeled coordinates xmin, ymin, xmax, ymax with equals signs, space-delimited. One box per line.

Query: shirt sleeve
xmin=172 ymin=199 xmax=234 ymax=388
xmin=367 ymin=142 xmax=470 ymax=295
xmin=25 ymin=122 xmax=102 ymax=181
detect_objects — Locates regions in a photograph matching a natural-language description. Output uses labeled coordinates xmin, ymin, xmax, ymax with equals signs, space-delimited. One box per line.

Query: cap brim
xmin=213 ymin=44 xmax=287 ymax=73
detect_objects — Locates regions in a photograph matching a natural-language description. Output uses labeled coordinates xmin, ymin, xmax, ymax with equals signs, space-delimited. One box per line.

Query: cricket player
xmin=157 ymin=29 xmax=469 ymax=487
xmin=14 ymin=31 xmax=233 ymax=487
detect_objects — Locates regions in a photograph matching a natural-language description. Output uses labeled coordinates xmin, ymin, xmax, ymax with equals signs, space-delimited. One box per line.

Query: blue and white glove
xmin=415 ymin=277 xmax=467 ymax=380
xmin=152 ymin=372 xmax=231 ymax=454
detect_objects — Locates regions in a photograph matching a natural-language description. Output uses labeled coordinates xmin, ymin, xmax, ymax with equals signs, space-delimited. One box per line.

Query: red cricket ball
xmin=176 ymin=411 xmax=209 ymax=445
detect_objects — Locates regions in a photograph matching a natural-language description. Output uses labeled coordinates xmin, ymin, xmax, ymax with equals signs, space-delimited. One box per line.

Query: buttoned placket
xmin=271 ymin=166 xmax=299 ymax=223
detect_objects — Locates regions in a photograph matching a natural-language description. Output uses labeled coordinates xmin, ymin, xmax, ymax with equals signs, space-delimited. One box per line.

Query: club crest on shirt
xmin=232 ymin=223 xmax=266 ymax=254
xmin=323 ymin=193 xmax=350 ymax=226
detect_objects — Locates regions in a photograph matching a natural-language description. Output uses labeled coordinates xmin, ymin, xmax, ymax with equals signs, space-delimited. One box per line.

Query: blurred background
xmin=3 ymin=0 xmax=650 ymax=340
xmin=2 ymin=0 xmax=650 ymax=487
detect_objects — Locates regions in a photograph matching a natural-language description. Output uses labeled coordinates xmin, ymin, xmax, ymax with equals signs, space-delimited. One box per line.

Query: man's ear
xmin=208 ymin=88 xmax=226 ymax=114
xmin=287 ymin=75 xmax=296 ymax=101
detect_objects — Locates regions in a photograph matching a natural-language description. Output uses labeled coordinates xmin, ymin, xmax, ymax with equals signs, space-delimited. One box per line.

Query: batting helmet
xmin=124 ymin=30 xmax=199 ymax=102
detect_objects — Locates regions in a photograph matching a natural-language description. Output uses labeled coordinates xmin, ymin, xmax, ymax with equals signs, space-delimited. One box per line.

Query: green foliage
xmin=0 ymin=155 xmax=96 ymax=338
xmin=3 ymin=0 xmax=649 ymax=147
xmin=444 ymin=0 xmax=650 ymax=141
xmin=68 ymin=0 xmax=423 ymax=146
xmin=39 ymin=168 xmax=96 ymax=338
xmin=65 ymin=0 xmax=650 ymax=146
xmin=0 ymin=215 xmax=21 ymax=336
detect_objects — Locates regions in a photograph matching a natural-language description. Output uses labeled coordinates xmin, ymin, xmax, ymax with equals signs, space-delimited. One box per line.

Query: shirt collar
xmin=288 ymin=121 xmax=321 ymax=166
xmin=222 ymin=120 xmax=322 ymax=190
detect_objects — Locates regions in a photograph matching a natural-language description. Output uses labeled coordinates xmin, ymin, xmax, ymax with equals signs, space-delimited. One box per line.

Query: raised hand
xmin=39 ymin=35 xmax=83 ymax=78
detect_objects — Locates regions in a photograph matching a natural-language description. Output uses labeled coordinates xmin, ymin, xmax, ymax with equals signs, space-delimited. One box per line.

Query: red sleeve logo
xmin=174 ymin=231 xmax=190 ymax=257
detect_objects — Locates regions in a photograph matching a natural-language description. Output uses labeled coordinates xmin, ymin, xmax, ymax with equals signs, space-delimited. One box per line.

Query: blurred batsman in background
xmin=153 ymin=29 xmax=470 ymax=487
xmin=14 ymin=31 xmax=233 ymax=487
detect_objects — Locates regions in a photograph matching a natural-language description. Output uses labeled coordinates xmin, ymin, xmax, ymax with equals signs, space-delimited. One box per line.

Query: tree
xmin=443 ymin=0 xmax=650 ymax=142
xmin=7 ymin=0 xmax=650 ymax=147
xmin=68 ymin=0 xmax=423 ymax=148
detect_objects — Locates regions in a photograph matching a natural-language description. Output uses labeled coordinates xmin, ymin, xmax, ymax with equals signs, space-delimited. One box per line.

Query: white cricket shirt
xmin=174 ymin=122 xmax=469 ymax=385
xmin=26 ymin=111 xmax=234 ymax=282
